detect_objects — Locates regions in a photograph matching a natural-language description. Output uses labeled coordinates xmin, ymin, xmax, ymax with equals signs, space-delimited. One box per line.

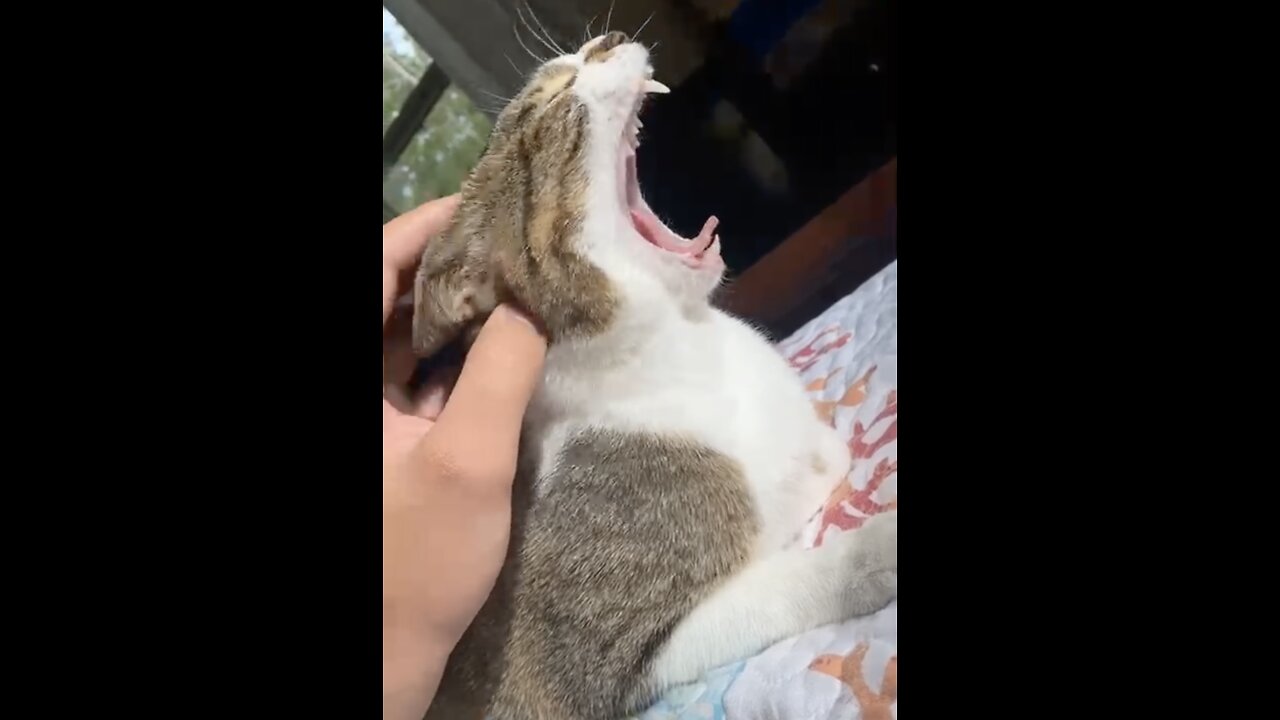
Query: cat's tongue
xmin=631 ymin=210 xmax=719 ymax=257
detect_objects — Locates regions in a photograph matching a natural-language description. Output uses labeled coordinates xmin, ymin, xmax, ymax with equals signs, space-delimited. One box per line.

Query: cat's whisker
xmin=605 ymin=0 xmax=616 ymax=34
xmin=583 ymin=14 xmax=598 ymax=43
xmin=522 ymin=1 xmax=568 ymax=56
xmin=504 ymin=53 xmax=526 ymax=78
xmin=516 ymin=5 xmax=559 ymax=58
xmin=635 ymin=10 xmax=656 ymax=40
xmin=512 ymin=21 xmax=547 ymax=65
xmin=479 ymin=88 xmax=515 ymax=106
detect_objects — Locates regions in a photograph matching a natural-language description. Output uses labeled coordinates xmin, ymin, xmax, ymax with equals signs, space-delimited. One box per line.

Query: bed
xmin=635 ymin=259 xmax=899 ymax=720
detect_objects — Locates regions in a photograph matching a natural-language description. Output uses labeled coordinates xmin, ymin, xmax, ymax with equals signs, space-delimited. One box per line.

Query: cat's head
xmin=412 ymin=32 xmax=722 ymax=358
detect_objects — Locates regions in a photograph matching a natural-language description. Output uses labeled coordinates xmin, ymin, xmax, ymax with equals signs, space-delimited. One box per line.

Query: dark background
xmin=634 ymin=0 xmax=894 ymax=272
xmin=384 ymin=0 xmax=895 ymax=276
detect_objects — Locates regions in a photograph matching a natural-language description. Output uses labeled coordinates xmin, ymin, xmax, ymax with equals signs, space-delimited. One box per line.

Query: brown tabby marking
xmin=583 ymin=31 xmax=628 ymax=64
xmin=429 ymin=430 xmax=758 ymax=720
xmin=412 ymin=63 xmax=617 ymax=359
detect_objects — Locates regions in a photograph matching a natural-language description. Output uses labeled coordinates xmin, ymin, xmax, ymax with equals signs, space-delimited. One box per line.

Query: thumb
xmin=427 ymin=305 xmax=548 ymax=459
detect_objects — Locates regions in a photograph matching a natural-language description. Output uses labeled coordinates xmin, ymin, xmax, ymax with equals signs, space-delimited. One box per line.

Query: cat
xmin=412 ymin=31 xmax=897 ymax=720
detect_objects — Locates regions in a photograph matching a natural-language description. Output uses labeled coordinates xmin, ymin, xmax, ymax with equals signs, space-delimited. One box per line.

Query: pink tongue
xmin=693 ymin=216 xmax=719 ymax=253
xmin=630 ymin=210 xmax=720 ymax=255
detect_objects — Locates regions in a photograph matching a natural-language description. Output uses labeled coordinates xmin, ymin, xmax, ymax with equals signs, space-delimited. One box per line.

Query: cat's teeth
xmin=643 ymin=80 xmax=670 ymax=94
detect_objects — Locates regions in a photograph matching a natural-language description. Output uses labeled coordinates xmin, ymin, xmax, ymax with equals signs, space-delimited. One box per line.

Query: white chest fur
xmin=524 ymin=302 xmax=849 ymax=550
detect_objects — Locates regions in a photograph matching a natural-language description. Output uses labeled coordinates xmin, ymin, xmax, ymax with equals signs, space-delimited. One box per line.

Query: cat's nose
xmin=600 ymin=31 xmax=630 ymax=48
xmin=584 ymin=31 xmax=631 ymax=62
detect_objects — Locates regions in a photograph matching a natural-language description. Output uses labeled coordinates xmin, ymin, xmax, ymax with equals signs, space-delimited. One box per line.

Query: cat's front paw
xmin=816 ymin=423 xmax=853 ymax=483
xmin=839 ymin=510 xmax=897 ymax=615
xmin=856 ymin=509 xmax=897 ymax=573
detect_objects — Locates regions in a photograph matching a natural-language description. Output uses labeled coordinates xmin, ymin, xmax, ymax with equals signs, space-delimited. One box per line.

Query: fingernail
xmin=497 ymin=304 xmax=543 ymax=336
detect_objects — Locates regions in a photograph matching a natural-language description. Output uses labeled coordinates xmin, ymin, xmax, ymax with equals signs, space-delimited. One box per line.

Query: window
xmin=383 ymin=8 xmax=492 ymax=217
xmin=382 ymin=9 xmax=429 ymax=132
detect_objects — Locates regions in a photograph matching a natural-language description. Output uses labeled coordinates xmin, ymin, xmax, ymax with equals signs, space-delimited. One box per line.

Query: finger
xmin=384 ymin=384 xmax=415 ymax=415
xmin=383 ymin=194 xmax=461 ymax=322
xmin=383 ymin=304 xmax=418 ymax=388
xmin=384 ymin=399 xmax=432 ymax=454
xmin=412 ymin=364 xmax=460 ymax=420
xmin=421 ymin=305 xmax=547 ymax=478
xmin=383 ymin=194 xmax=461 ymax=273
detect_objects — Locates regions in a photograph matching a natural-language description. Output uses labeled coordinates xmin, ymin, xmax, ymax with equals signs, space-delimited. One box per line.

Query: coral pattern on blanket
xmin=809 ymin=642 xmax=897 ymax=720
xmin=812 ymin=387 xmax=898 ymax=545
xmin=814 ymin=458 xmax=897 ymax=542
xmin=785 ymin=326 xmax=852 ymax=372
xmin=813 ymin=367 xmax=875 ymax=425
xmin=850 ymin=391 xmax=896 ymax=459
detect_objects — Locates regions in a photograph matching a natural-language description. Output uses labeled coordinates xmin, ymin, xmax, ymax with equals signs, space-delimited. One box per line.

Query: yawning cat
xmin=412 ymin=31 xmax=897 ymax=720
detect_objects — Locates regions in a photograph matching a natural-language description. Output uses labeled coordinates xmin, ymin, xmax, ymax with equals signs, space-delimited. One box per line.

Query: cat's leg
xmin=779 ymin=422 xmax=854 ymax=549
xmin=644 ymin=509 xmax=897 ymax=691
xmin=814 ymin=418 xmax=854 ymax=477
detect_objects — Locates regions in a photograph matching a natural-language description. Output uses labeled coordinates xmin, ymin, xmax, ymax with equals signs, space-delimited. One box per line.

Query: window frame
xmin=383 ymin=7 xmax=457 ymax=219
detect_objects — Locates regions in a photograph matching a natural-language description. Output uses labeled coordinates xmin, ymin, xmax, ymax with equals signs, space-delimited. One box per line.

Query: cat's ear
xmin=411 ymin=236 xmax=497 ymax=359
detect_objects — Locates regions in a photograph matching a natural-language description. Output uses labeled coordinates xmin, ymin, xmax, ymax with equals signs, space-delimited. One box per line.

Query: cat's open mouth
xmin=617 ymin=77 xmax=720 ymax=268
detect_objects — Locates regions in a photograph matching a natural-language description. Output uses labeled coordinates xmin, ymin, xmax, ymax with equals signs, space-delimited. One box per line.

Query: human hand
xmin=382 ymin=196 xmax=547 ymax=719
